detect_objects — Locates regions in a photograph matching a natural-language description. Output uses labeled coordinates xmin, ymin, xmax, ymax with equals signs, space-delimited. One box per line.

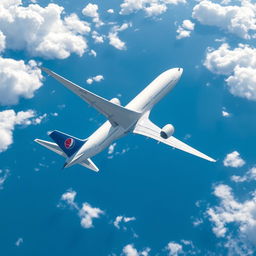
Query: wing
xmin=41 ymin=67 xmax=141 ymax=129
xmin=133 ymin=118 xmax=216 ymax=162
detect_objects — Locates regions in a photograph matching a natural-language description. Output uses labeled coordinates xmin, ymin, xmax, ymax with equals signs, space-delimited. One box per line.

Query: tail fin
xmin=49 ymin=130 xmax=85 ymax=157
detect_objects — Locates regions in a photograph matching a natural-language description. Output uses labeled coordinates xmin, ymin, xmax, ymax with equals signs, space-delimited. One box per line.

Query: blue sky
xmin=1 ymin=0 xmax=256 ymax=255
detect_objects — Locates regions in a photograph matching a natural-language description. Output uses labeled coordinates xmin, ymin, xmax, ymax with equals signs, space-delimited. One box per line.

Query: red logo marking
xmin=64 ymin=138 xmax=74 ymax=149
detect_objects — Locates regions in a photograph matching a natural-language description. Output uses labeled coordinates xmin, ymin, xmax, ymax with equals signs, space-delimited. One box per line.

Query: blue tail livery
xmin=48 ymin=130 xmax=85 ymax=157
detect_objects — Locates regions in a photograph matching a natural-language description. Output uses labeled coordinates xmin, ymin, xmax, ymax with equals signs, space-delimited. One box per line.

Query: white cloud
xmin=182 ymin=20 xmax=195 ymax=31
xmin=64 ymin=13 xmax=91 ymax=34
xmin=86 ymin=75 xmax=104 ymax=84
xmin=0 ymin=169 xmax=10 ymax=189
xmin=107 ymin=9 xmax=114 ymax=14
xmin=222 ymin=108 xmax=230 ymax=117
xmin=108 ymin=33 xmax=126 ymax=50
xmin=176 ymin=20 xmax=195 ymax=39
xmin=192 ymin=0 xmax=256 ymax=39
xmin=60 ymin=189 xmax=104 ymax=229
xmin=0 ymin=58 xmax=42 ymax=106
xmin=0 ymin=31 xmax=6 ymax=52
xmin=144 ymin=3 xmax=167 ymax=16
xmin=123 ymin=244 xmax=139 ymax=256
xmin=120 ymin=0 xmax=186 ymax=17
xmin=223 ymin=151 xmax=245 ymax=168
xmin=122 ymin=244 xmax=150 ymax=256
xmin=61 ymin=189 xmax=77 ymax=208
xmin=94 ymin=75 xmax=104 ymax=82
xmin=89 ymin=49 xmax=97 ymax=57
xmin=32 ymin=113 xmax=47 ymax=124
xmin=92 ymin=31 xmax=104 ymax=44
xmin=108 ymin=23 xmax=131 ymax=50
xmin=0 ymin=109 xmax=42 ymax=152
xmin=0 ymin=2 xmax=88 ymax=59
xmin=222 ymin=111 xmax=230 ymax=117
xmin=207 ymin=184 xmax=256 ymax=254
xmin=231 ymin=167 xmax=256 ymax=183
xmin=166 ymin=242 xmax=183 ymax=256
xmin=79 ymin=203 xmax=104 ymax=228
xmin=108 ymin=143 xmax=117 ymax=155
xmin=204 ymin=43 xmax=256 ymax=101
xmin=113 ymin=215 xmax=136 ymax=229
xmin=86 ymin=78 xmax=93 ymax=85
xmin=82 ymin=3 xmax=103 ymax=27
xmin=15 ymin=237 xmax=23 ymax=247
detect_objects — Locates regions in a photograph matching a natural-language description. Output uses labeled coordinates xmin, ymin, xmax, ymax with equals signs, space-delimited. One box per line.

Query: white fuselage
xmin=67 ymin=68 xmax=183 ymax=166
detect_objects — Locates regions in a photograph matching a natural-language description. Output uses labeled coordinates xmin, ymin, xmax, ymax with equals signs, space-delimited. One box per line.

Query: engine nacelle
xmin=110 ymin=97 xmax=121 ymax=106
xmin=160 ymin=124 xmax=175 ymax=139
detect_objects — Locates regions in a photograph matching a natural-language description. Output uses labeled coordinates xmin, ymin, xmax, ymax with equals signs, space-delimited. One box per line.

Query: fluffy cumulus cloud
xmin=0 ymin=31 xmax=6 ymax=52
xmin=79 ymin=203 xmax=104 ymax=228
xmin=60 ymin=189 xmax=104 ymax=229
xmin=231 ymin=167 xmax=256 ymax=183
xmin=82 ymin=3 xmax=103 ymax=27
xmin=120 ymin=0 xmax=186 ymax=17
xmin=122 ymin=244 xmax=150 ymax=256
xmin=0 ymin=58 xmax=42 ymax=106
xmin=192 ymin=0 xmax=256 ymax=39
xmin=61 ymin=189 xmax=77 ymax=208
xmin=223 ymin=151 xmax=245 ymax=168
xmin=113 ymin=215 xmax=136 ymax=229
xmin=0 ymin=109 xmax=42 ymax=152
xmin=176 ymin=19 xmax=195 ymax=39
xmin=204 ymin=43 xmax=256 ymax=101
xmin=166 ymin=242 xmax=183 ymax=256
xmin=222 ymin=107 xmax=230 ymax=117
xmin=207 ymin=184 xmax=256 ymax=254
xmin=86 ymin=75 xmax=104 ymax=84
xmin=108 ymin=23 xmax=131 ymax=50
xmin=0 ymin=1 xmax=88 ymax=59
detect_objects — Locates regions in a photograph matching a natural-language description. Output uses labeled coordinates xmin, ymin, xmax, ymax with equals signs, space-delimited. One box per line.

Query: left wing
xmin=133 ymin=118 xmax=216 ymax=162
xmin=41 ymin=67 xmax=141 ymax=129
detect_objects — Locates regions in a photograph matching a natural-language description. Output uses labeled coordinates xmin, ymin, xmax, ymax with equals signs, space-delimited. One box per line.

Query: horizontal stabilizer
xmin=49 ymin=130 xmax=85 ymax=157
xmin=34 ymin=139 xmax=66 ymax=157
xmin=80 ymin=158 xmax=99 ymax=172
xmin=133 ymin=118 xmax=216 ymax=162
xmin=41 ymin=67 xmax=141 ymax=129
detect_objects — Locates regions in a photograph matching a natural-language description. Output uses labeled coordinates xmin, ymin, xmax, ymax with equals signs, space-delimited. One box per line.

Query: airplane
xmin=35 ymin=67 xmax=216 ymax=172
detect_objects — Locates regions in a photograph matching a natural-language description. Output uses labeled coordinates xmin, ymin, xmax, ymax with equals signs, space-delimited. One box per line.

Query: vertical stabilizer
xmin=49 ymin=130 xmax=85 ymax=157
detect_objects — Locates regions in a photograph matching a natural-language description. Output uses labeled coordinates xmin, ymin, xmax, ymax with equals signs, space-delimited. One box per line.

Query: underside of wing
xmin=41 ymin=67 xmax=141 ymax=129
xmin=133 ymin=118 xmax=216 ymax=162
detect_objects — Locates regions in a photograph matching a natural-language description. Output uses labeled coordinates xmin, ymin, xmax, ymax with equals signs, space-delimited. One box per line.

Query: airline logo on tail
xmin=64 ymin=138 xmax=75 ymax=149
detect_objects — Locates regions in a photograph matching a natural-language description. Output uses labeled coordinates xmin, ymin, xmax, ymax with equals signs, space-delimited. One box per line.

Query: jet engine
xmin=110 ymin=98 xmax=121 ymax=106
xmin=160 ymin=124 xmax=175 ymax=139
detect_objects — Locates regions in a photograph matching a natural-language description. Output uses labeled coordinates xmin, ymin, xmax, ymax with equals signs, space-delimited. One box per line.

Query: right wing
xmin=41 ymin=67 xmax=141 ymax=129
xmin=133 ymin=118 xmax=216 ymax=162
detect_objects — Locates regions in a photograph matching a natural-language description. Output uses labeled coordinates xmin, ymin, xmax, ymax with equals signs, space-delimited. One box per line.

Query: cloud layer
xmin=204 ymin=43 xmax=256 ymax=101
xmin=207 ymin=184 xmax=256 ymax=255
xmin=0 ymin=58 xmax=42 ymax=106
xmin=120 ymin=0 xmax=186 ymax=17
xmin=60 ymin=189 xmax=104 ymax=229
xmin=193 ymin=0 xmax=256 ymax=39
xmin=0 ymin=1 xmax=88 ymax=59
xmin=0 ymin=109 xmax=41 ymax=152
